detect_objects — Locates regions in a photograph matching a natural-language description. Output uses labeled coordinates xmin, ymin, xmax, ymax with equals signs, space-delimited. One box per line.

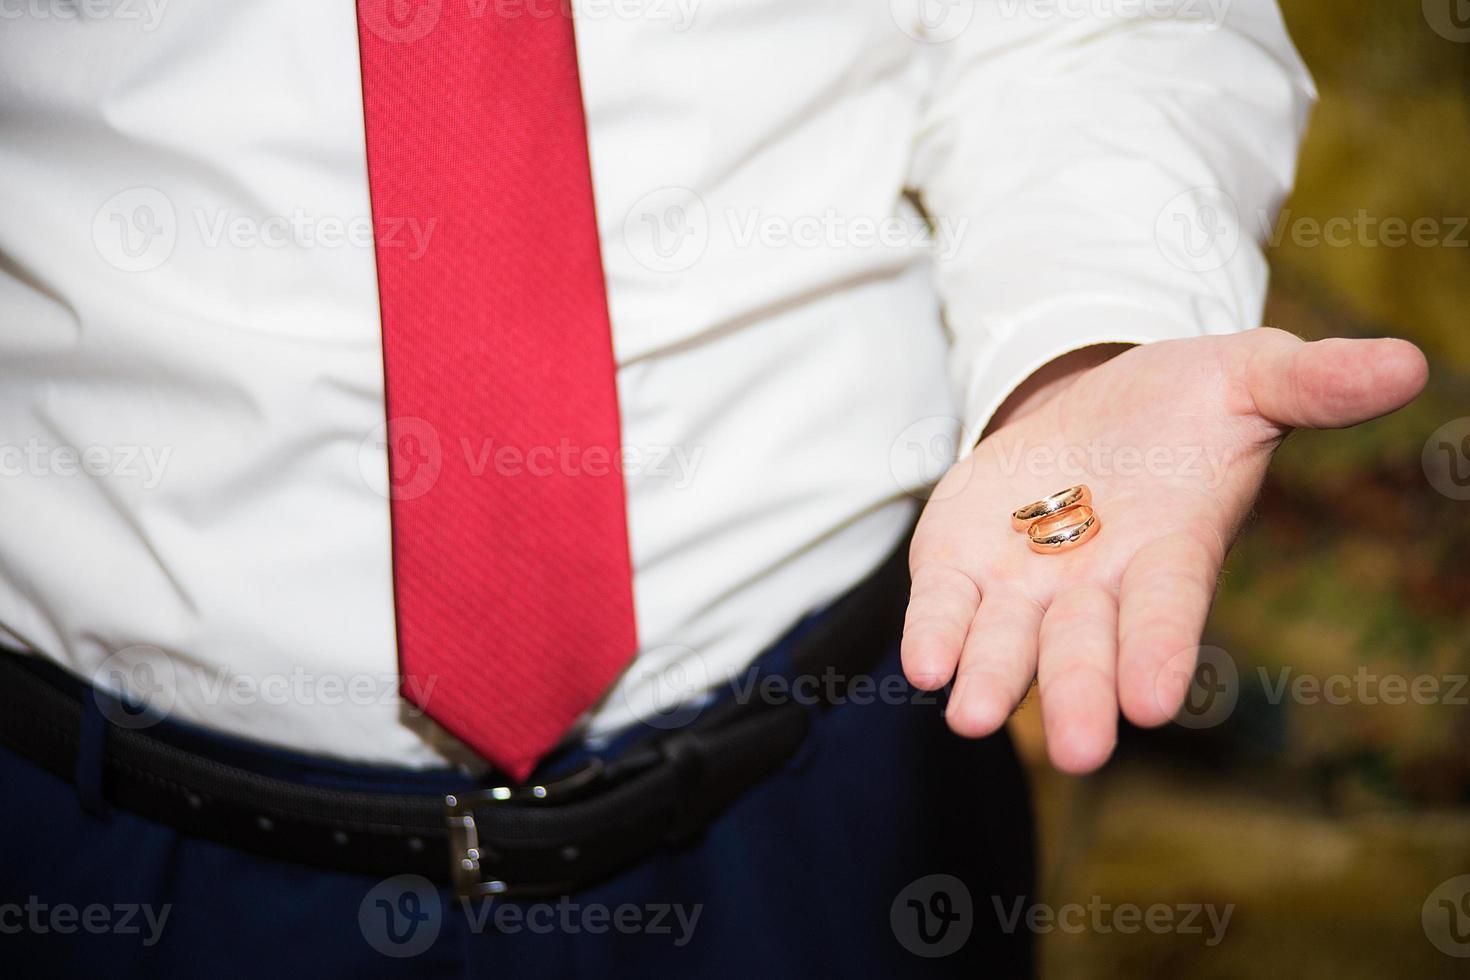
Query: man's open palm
xmin=902 ymin=328 xmax=1428 ymax=773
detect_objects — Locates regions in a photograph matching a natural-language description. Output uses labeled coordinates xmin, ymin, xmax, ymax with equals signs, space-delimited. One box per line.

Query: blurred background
xmin=1010 ymin=1 xmax=1470 ymax=975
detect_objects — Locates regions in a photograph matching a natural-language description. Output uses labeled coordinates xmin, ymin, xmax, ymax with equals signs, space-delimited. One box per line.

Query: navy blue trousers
xmin=0 ymin=643 xmax=1033 ymax=978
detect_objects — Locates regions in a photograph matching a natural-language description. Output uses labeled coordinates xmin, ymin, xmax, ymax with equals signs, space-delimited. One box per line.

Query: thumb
xmin=1243 ymin=328 xmax=1428 ymax=430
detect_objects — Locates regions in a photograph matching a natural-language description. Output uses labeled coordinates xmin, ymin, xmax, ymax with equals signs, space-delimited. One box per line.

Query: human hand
xmin=901 ymin=328 xmax=1428 ymax=772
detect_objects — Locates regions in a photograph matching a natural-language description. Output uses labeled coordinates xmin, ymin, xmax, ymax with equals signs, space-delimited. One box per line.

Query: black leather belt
xmin=0 ymin=532 xmax=911 ymax=899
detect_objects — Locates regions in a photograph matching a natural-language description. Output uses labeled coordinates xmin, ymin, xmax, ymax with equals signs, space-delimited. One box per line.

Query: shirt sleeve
xmin=905 ymin=0 xmax=1317 ymax=450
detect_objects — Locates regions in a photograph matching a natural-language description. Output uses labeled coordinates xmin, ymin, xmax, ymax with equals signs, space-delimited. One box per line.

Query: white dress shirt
xmin=0 ymin=0 xmax=1313 ymax=768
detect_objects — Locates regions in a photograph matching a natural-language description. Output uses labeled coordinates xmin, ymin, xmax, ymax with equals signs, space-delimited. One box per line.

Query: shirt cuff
xmin=955 ymin=302 xmax=1223 ymax=457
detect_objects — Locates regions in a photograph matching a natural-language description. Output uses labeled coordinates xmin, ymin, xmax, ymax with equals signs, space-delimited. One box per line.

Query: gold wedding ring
xmin=1009 ymin=484 xmax=1092 ymax=532
xmin=1011 ymin=484 xmax=1101 ymax=555
xmin=1025 ymin=504 xmax=1100 ymax=554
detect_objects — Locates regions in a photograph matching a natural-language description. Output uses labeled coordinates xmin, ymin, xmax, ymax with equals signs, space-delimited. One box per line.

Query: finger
xmin=1038 ymin=586 xmax=1119 ymax=774
xmin=1116 ymin=531 xmax=1223 ymax=727
xmin=1243 ymin=328 xmax=1428 ymax=430
xmin=902 ymin=563 xmax=980 ymax=690
xmin=946 ymin=591 xmax=1043 ymax=739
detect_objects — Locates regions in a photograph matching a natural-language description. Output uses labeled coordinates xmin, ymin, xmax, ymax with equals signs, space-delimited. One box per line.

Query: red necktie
xmin=356 ymin=1 xmax=637 ymax=782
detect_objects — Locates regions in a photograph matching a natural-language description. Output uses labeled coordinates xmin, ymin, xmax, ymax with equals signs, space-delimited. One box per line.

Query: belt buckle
xmin=444 ymin=758 xmax=606 ymax=899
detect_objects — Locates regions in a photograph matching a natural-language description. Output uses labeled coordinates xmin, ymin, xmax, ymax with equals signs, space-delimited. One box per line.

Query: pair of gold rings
xmin=1011 ymin=484 xmax=1100 ymax=555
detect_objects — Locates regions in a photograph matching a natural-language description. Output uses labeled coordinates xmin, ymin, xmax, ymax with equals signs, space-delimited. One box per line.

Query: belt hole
xmin=256 ymin=816 xmax=274 ymax=832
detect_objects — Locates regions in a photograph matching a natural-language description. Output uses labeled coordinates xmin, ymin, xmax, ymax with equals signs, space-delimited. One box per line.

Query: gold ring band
xmin=1011 ymin=485 xmax=1092 ymax=532
xmin=1026 ymin=504 xmax=1100 ymax=554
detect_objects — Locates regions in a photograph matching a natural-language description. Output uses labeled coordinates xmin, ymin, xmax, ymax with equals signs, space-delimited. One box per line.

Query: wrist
xmin=981 ymin=343 xmax=1131 ymax=440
